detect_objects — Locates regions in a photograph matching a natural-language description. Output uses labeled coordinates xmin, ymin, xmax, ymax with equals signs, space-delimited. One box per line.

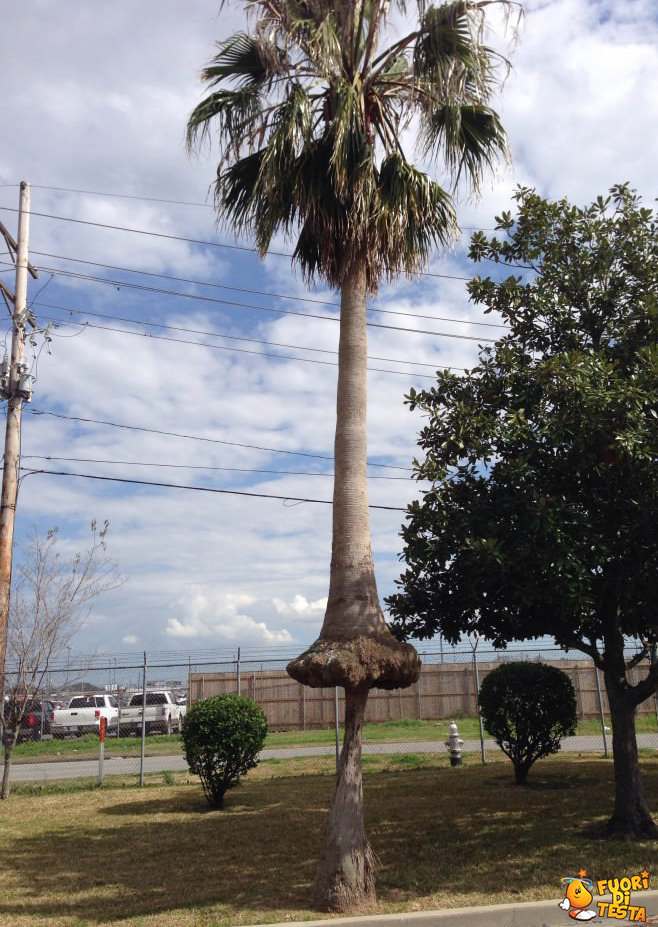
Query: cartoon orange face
xmin=565 ymin=879 xmax=593 ymax=910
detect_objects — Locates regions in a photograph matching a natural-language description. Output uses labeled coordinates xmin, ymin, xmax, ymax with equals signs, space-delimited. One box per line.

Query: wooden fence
xmin=189 ymin=658 xmax=658 ymax=731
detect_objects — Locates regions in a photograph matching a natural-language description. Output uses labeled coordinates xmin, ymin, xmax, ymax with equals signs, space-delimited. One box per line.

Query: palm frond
xmin=414 ymin=1 xmax=513 ymax=99
xmin=328 ymin=79 xmax=370 ymax=197
xmin=422 ymin=102 xmax=508 ymax=190
xmin=186 ymin=86 xmax=265 ymax=153
xmin=187 ymin=31 xmax=287 ymax=153
xmin=189 ymin=0 xmax=516 ymax=290
xmin=257 ymin=84 xmax=313 ymax=201
xmin=202 ymin=33 xmax=284 ymax=88
xmin=374 ymin=153 xmax=458 ymax=277
xmin=415 ymin=1 xmax=474 ymax=75
xmin=218 ymin=149 xmax=295 ymax=256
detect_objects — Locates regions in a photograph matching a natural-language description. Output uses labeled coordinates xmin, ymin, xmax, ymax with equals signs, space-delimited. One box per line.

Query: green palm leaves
xmin=187 ymin=0 xmax=517 ymax=290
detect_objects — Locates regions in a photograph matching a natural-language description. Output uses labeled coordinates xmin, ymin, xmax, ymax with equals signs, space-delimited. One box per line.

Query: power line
xmin=0 ymin=205 xmax=473 ymax=281
xmin=26 ymin=183 xmax=498 ymax=232
xmin=21 ymin=468 xmax=409 ymax=511
xmin=33 ymin=184 xmax=216 ymax=209
xmin=34 ymin=300 xmax=455 ymax=371
xmin=8 ymin=261 xmax=496 ymax=343
xmin=29 ymin=250 xmax=507 ymax=329
xmin=36 ymin=313 xmax=440 ymax=379
xmin=26 ymin=408 xmax=413 ymax=471
xmin=22 ymin=454 xmax=415 ymax=480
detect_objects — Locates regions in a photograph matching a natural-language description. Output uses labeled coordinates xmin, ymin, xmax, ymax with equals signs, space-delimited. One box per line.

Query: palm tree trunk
xmin=313 ymin=685 xmax=377 ymax=911
xmin=287 ymin=261 xmax=420 ymax=688
xmin=288 ymin=259 xmax=420 ymax=910
xmin=311 ymin=262 xmax=381 ymax=910
xmin=321 ymin=260 xmax=388 ymax=641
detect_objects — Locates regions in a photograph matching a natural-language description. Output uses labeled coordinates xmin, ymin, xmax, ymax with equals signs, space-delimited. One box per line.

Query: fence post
xmin=594 ymin=664 xmax=609 ymax=758
xmin=470 ymin=637 xmax=486 ymax=765
xmin=652 ymin=646 xmax=658 ymax=728
xmin=236 ymin=647 xmax=241 ymax=696
xmin=299 ymin=683 xmax=305 ymax=730
xmin=98 ymin=715 xmax=106 ymax=785
xmin=139 ymin=651 xmax=147 ymax=787
xmin=334 ymin=687 xmax=340 ymax=774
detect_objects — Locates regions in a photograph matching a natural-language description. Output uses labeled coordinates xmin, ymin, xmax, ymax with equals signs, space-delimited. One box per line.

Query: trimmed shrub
xmin=181 ymin=694 xmax=267 ymax=808
xmin=478 ymin=662 xmax=577 ymax=784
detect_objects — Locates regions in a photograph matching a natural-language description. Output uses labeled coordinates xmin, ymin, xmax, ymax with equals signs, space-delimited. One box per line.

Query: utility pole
xmin=0 ymin=181 xmax=38 ymax=700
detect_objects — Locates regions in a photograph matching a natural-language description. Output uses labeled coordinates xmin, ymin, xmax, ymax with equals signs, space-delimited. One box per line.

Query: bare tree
xmin=1 ymin=521 xmax=122 ymax=798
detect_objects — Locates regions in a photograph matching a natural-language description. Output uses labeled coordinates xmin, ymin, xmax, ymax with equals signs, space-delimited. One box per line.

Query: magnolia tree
xmin=388 ymin=185 xmax=658 ymax=839
xmin=1 ymin=522 xmax=121 ymax=798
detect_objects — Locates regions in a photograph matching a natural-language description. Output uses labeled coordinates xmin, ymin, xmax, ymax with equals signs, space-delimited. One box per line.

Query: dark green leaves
xmin=181 ymin=694 xmax=267 ymax=809
xmin=388 ymin=186 xmax=658 ymax=658
xmin=478 ymin=662 xmax=577 ymax=784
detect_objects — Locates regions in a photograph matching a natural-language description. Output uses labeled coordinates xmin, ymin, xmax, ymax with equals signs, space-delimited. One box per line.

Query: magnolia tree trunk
xmin=604 ymin=687 xmax=658 ymax=839
xmin=288 ymin=260 xmax=420 ymax=911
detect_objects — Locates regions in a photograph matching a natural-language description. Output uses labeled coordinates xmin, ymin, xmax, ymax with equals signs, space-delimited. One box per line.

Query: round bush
xmin=478 ymin=662 xmax=577 ymax=784
xmin=181 ymin=694 xmax=267 ymax=808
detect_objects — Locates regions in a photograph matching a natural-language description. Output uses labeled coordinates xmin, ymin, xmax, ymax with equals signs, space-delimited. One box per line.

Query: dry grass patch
xmin=0 ymin=755 xmax=657 ymax=926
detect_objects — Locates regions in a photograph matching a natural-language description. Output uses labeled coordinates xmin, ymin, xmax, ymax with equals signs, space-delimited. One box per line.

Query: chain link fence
xmin=2 ymin=642 xmax=658 ymax=789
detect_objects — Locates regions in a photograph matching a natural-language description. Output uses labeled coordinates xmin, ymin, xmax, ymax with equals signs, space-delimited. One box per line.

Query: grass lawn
xmin=1 ymin=753 xmax=658 ymax=927
xmin=11 ymin=714 xmax=658 ymax=764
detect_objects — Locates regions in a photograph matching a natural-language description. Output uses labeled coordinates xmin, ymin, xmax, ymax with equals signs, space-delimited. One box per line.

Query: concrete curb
xmin=253 ymin=891 xmax=658 ymax=927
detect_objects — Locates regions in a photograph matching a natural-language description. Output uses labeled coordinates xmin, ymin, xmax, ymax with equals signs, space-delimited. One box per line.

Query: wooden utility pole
xmin=0 ymin=181 xmax=37 ymax=698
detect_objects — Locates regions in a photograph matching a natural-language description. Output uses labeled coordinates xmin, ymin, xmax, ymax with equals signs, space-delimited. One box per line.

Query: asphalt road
xmin=4 ymin=733 xmax=655 ymax=782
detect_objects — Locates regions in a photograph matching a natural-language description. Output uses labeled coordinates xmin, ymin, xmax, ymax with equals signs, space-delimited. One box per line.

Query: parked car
xmin=119 ymin=691 xmax=185 ymax=736
xmin=174 ymin=694 xmax=187 ymax=715
xmin=2 ymin=697 xmax=56 ymax=742
xmin=51 ymin=694 xmax=119 ymax=737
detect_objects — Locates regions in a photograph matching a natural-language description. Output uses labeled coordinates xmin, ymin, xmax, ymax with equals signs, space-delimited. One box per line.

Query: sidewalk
xmin=256 ymin=891 xmax=658 ymax=927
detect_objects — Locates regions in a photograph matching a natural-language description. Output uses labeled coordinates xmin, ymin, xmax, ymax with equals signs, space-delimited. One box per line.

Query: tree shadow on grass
xmin=0 ymin=777 xmax=328 ymax=924
xmin=367 ymin=760 xmax=658 ymax=902
xmin=1 ymin=761 xmax=657 ymax=924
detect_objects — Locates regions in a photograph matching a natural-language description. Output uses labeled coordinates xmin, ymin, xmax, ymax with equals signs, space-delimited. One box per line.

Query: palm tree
xmin=187 ymin=0 xmax=516 ymax=910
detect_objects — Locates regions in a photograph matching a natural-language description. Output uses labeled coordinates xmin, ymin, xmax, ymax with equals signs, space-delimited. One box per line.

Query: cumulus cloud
xmin=165 ymin=590 xmax=293 ymax=644
xmin=2 ymin=0 xmax=656 ymax=658
xmin=273 ymin=595 xmax=328 ymax=618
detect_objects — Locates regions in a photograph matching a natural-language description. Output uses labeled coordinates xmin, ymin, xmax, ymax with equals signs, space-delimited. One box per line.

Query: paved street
xmin=4 ymin=733 xmax=655 ymax=782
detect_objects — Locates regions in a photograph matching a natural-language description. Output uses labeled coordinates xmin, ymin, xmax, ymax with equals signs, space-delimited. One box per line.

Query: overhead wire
xmin=34 ymin=455 xmax=410 ymax=480
xmin=33 ymin=299 xmax=469 ymax=374
xmin=27 ymin=249 xmax=508 ymax=329
xmin=34 ymin=313 xmax=441 ymax=379
xmin=26 ymin=408 xmax=414 ymax=471
xmin=21 ymin=468 xmax=409 ymax=511
xmin=0 ymin=205 xmax=474 ymax=281
xmin=25 ymin=183 xmax=498 ymax=232
xmin=22 ymin=454 xmax=416 ymax=480
xmin=5 ymin=260 xmax=497 ymax=343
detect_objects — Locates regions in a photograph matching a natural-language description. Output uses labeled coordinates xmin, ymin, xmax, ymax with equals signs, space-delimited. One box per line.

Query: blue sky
xmin=0 ymin=0 xmax=657 ymax=658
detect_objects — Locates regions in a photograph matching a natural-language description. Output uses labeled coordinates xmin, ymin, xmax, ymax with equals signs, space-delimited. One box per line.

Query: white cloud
xmin=273 ymin=595 xmax=328 ymax=619
xmin=165 ymin=590 xmax=293 ymax=644
xmin=1 ymin=0 xmax=656 ymax=658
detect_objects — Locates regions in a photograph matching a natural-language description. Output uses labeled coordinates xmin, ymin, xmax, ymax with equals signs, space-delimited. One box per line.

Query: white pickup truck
xmin=119 ymin=691 xmax=185 ymax=736
xmin=51 ymin=694 xmax=120 ymax=737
